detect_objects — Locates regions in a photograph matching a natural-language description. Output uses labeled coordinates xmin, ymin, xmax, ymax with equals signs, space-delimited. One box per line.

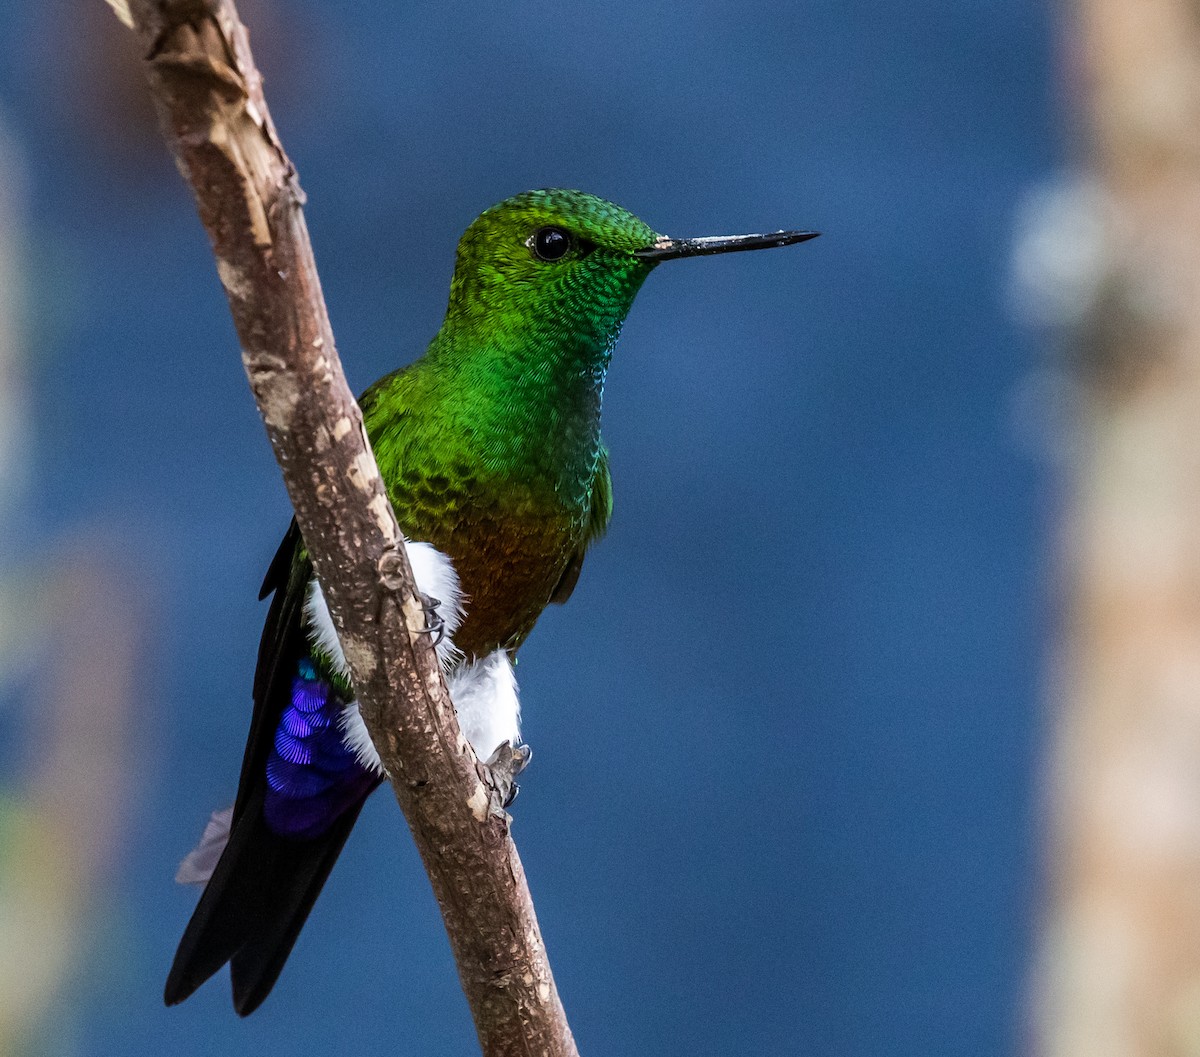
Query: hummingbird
xmin=164 ymin=189 xmax=817 ymax=1015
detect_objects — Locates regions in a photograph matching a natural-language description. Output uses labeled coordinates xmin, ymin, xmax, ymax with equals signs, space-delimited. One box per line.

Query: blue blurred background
xmin=0 ymin=0 xmax=1057 ymax=1053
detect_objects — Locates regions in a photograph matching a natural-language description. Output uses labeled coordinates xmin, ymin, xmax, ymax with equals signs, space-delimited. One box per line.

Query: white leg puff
xmin=339 ymin=650 xmax=521 ymax=775
xmin=447 ymin=651 xmax=521 ymax=764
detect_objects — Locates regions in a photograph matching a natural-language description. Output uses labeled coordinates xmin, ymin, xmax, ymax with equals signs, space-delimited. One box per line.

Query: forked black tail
xmin=163 ymin=787 xmax=367 ymax=1015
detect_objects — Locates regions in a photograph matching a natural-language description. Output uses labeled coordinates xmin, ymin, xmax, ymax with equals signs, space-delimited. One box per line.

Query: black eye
xmin=529 ymin=226 xmax=572 ymax=262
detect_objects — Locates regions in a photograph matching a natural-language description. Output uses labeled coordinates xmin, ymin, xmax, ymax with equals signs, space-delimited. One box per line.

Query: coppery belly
xmin=431 ymin=508 xmax=580 ymax=659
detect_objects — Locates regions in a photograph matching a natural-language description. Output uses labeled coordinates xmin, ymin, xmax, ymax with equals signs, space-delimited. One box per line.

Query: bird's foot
xmin=484 ymin=740 xmax=532 ymax=810
xmin=416 ymin=593 xmax=446 ymax=648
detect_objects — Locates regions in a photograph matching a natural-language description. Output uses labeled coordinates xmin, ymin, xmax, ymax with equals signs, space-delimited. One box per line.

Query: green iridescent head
xmin=445 ymin=190 xmax=660 ymax=344
xmin=444 ymin=188 xmax=818 ymax=340
xmin=435 ymin=187 xmax=820 ymax=375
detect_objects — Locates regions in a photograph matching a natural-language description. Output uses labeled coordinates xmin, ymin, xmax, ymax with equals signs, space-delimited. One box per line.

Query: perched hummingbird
xmin=164 ymin=189 xmax=817 ymax=1014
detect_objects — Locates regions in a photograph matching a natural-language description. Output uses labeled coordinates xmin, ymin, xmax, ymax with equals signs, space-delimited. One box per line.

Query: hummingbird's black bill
xmin=634 ymin=229 xmax=820 ymax=262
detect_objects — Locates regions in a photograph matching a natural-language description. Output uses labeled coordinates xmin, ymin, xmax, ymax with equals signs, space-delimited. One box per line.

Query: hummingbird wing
xmin=165 ymin=521 xmax=379 ymax=1015
xmin=549 ymin=449 xmax=612 ymax=605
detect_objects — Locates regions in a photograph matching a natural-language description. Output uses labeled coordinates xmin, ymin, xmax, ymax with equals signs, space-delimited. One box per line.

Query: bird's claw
xmin=485 ymin=740 xmax=532 ymax=809
xmin=416 ymin=593 xmax=446 ymax=648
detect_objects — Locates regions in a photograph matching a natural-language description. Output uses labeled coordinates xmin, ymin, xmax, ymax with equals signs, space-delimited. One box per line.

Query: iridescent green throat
xmin=428 ymin=261 xmax=651 ymax=497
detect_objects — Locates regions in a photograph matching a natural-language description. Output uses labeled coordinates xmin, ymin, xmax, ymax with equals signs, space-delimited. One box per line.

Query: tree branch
xmin=1031 ymin=1 xmax=1200 ymax=1053
xmin=114 ymin=3 xmax=579 ymax=1053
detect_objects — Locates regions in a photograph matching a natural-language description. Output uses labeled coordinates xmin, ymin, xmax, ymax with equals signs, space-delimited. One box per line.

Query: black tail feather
xmin=164 ymin=785 xmax=368 ymax=1013
xmin=164 ymin=789 xmax=270 ymax=1006
xmin=229 ymin=799 xmax=369 ymax=1015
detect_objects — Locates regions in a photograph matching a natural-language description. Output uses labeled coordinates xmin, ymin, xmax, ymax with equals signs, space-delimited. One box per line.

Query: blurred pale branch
xmin=0 ymin=122 xmax=137 ymax=1057
xmin=1031 ymin=1 xmax=1200 ymax=1054
xmin=0 ymin=559 xmax=141 ymax=1055
xmin=108 ymin=1 xmax=579 ymax=1053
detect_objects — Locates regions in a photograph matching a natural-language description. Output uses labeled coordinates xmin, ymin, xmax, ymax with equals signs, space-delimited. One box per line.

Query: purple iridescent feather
xmin=263 ymin=658 xmax=376 ymax=839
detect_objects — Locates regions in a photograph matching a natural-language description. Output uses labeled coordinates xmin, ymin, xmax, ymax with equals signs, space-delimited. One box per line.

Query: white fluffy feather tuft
xmin=338 ymin=651 xmax=523 ymax=774
xmin=448 ymin=651 xmax=521 ymax=763
xmin=339 ymin=700 xmax=385 ymax=774
xmin=405 ymin=540 xmax=465 ymax=657
xmin=304 ymin=580 xmax=349 ymax=677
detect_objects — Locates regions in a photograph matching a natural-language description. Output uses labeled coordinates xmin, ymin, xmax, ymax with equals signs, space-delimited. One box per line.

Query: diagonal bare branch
xmin=111 ymin=2 xmax=579 ymax=1053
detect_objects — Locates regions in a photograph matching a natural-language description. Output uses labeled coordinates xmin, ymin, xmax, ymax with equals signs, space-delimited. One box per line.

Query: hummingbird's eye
xmin=529 ymin=227 xmax=572 ymax=262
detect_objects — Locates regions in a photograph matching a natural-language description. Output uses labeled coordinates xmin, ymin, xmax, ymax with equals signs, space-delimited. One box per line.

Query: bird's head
xmin=445 ymin=189 xmax=659 ymax=344
xmin=443 ymin=188 xmax=817 ymax=349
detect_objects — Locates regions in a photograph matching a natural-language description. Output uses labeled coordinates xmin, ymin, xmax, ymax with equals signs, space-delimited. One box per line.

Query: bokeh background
xmin=0 ymin=1 xmax=1063 ymax=1055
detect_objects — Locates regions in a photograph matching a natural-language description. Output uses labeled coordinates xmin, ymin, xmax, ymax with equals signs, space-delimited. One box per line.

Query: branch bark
xmin=112 ymin=3 xmax=579 ymax=1054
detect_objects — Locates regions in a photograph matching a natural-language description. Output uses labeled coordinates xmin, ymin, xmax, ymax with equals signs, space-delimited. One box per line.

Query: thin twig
xmin=112 ymin=3 xmax=579 ymax=1053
